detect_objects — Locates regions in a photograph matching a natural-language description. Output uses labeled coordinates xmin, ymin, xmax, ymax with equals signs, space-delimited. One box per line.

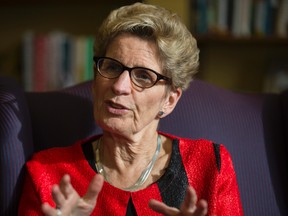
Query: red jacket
xmin=18 ymin=133 xmax=243 ymax=215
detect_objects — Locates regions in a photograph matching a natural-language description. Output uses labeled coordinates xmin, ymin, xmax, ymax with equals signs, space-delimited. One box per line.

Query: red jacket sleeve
xmin=18 ymin=171 xmax=44 ymax=216
xmin=211 ymin=145 xmax=244 ymax=215
xmin=179 ymin=138 xmax=244 ymax=216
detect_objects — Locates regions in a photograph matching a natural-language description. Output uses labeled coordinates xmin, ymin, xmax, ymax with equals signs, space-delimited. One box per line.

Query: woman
xmin=19 ymin=2 xmax=243 ymax=216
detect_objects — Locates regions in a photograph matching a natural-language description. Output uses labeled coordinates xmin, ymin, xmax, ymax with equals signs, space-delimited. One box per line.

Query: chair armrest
xmin=0 ymin=76 xmax=34 ymax=215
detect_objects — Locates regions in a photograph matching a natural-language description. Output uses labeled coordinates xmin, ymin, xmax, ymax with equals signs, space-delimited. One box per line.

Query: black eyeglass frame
xmin=93 ymin=56 xmax=171 ymax=88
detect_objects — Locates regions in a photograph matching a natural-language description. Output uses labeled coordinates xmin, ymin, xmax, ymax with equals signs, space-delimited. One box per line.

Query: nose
xmin=111 ymin=70 xmax=132 ymax=95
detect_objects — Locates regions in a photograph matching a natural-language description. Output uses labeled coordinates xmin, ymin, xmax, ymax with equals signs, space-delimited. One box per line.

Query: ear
xmin=160 ymin=87 xmax=182 ymax=118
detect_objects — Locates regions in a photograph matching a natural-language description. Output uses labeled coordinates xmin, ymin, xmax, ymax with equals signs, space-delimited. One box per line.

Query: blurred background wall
xmin=0 ymin=0 xmax=287 ymax=93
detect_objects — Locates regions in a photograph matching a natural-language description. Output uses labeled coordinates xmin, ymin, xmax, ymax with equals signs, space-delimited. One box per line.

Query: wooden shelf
xmin=196 ymin=35 xmax=288 ymax=93
xmin=196 ymin=35 xmax=288 ymax=46
xmin=1 ymin=0 xmax=287 ymax=93
xmin=0 ymin=0 xmax=142 ymax=85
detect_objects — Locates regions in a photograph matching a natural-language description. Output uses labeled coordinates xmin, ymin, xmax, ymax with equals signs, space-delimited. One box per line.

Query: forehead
xmin=105 ymin=33 xmax=162 ymax=72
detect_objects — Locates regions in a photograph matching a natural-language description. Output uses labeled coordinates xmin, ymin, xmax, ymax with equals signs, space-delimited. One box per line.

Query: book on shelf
xmin=191 ymin=0 xmax=288 ymax=38
xmin=33 ymin=34 xmax=48 ymax=92
xmin=22 ymin=31 xmax=34 ymax=92
xmin=276 ymin=0 xmax=288 ymax=37
xmin=22 ymin=31 xmax=94 ymax=92
xmin=217 ymin=0 xmax=229 ymax=33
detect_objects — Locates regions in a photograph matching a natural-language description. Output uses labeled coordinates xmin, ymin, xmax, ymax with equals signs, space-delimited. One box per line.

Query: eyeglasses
xmin=93 ymin=57 xmax=171 ymax=89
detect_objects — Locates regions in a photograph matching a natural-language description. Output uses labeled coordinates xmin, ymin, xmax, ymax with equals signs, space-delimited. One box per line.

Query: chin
xmin=98 ymin=118 xmax=132 ymax=134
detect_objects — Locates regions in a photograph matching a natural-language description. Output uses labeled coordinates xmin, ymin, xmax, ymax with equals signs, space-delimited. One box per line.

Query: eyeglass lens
xmin=97 ymin=58 xmax=159 ymax=88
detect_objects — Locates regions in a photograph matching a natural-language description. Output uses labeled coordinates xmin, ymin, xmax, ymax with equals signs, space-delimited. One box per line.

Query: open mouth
xmin=107 ymin=101 xmax=127 ymax=110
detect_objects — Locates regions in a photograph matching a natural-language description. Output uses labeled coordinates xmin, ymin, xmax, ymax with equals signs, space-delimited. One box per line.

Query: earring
xmin=158 ymin=111 xmax=164 ymax=117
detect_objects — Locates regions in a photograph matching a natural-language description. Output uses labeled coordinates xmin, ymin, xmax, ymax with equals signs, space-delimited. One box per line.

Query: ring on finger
xmin=56 ymin=207 xmax=62 ymax=216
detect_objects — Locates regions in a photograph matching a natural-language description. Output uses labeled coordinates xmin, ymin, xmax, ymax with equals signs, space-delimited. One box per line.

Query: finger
xmin=149 ymin=199 xmax=179 ymax=215
xmin=59 ymin=174 xmax=74 ymax=199
xmin=41 ymin=202 xmax=57 ymax=216
xmin=59 ymin=175 xmax=82 ymax=213
xmin=180 ymin=186 xmax=198 ymax=213
xmin=193 ymin=199 xmax=208 ymax=216
xmin=83 ymin=174 xmax=104 ymax=203
xmin=72 ymin=175 xmax=104 ymax=214
xmin=52 ymin=185 xmax=66 ymax=207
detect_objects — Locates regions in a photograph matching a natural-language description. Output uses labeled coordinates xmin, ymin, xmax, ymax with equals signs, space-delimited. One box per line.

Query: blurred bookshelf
xmin=1 ymin=0 xmax=288 ymax=92
xmin=146 ymin=0 xmax=288 ymax=93
xmin=196 ymin=36 xmax=288 ymax=93
xmin=0 ymin=0 xmax=141 ymax=91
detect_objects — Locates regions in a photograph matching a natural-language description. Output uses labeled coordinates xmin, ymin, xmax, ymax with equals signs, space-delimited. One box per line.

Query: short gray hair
xmin=94 ymin=2 xmax=199 ymax=90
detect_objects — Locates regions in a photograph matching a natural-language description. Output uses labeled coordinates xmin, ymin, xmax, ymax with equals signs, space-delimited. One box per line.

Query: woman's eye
xmin=106 ymin=63 xmax=122 ymax=72
xmin=134 ymin=70 xmax=154 ymax=82
xmin=107 ymin=64 xmax=121 ymax=71
xmin=138 ymin=73 xmax=150 ymax=80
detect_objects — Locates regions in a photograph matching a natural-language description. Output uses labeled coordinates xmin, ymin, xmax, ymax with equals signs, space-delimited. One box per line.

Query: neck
xmin=102 ymin=131 xmax=159 ymax=166
xmin=94 ymin=132 xmax=162 ymax=191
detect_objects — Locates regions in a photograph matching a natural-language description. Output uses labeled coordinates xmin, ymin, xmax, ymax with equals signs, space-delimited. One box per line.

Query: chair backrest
xmin=26 ymin=81 xmax=102 ymax=152
xmin=0 ymin=78 xmax=100 ymax=216
xmin=0 ymin=77 xmax=287 ymax=215
xmin=159 ymin=79 xmax=288 ymax=216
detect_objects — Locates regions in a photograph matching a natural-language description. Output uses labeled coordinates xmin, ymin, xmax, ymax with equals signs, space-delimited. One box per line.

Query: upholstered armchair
xmin=1 ymin=76 xmax=287 ymax=215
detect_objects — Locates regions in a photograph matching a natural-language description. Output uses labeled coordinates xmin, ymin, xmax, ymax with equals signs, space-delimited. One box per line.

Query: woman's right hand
xmin=41 ymin=174 xmax=104 ymax=216
xmin=149 ymin=186 xmax=208 ymax=216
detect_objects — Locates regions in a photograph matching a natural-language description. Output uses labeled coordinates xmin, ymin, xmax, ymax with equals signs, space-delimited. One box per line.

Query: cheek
xmin=93 ymin=93 xmax=101 ymax=111
xmin=92 ymin=84 xmax=105 ymax=116
xmin=136 ymin=93 xmax=165 ymax=116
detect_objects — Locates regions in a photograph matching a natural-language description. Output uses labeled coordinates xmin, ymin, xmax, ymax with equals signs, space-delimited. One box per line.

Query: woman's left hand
xmin=149 ymin=186 xmax=208 ymax=216
xmin=41 ymin=174 xmax=104 ymax=216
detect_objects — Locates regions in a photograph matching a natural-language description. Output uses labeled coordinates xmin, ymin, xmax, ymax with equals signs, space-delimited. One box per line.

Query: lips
xmin=105 ymin=100 xmax=130 ymax=115
xmin=106 ymin=100 xmax=128 ymax=110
